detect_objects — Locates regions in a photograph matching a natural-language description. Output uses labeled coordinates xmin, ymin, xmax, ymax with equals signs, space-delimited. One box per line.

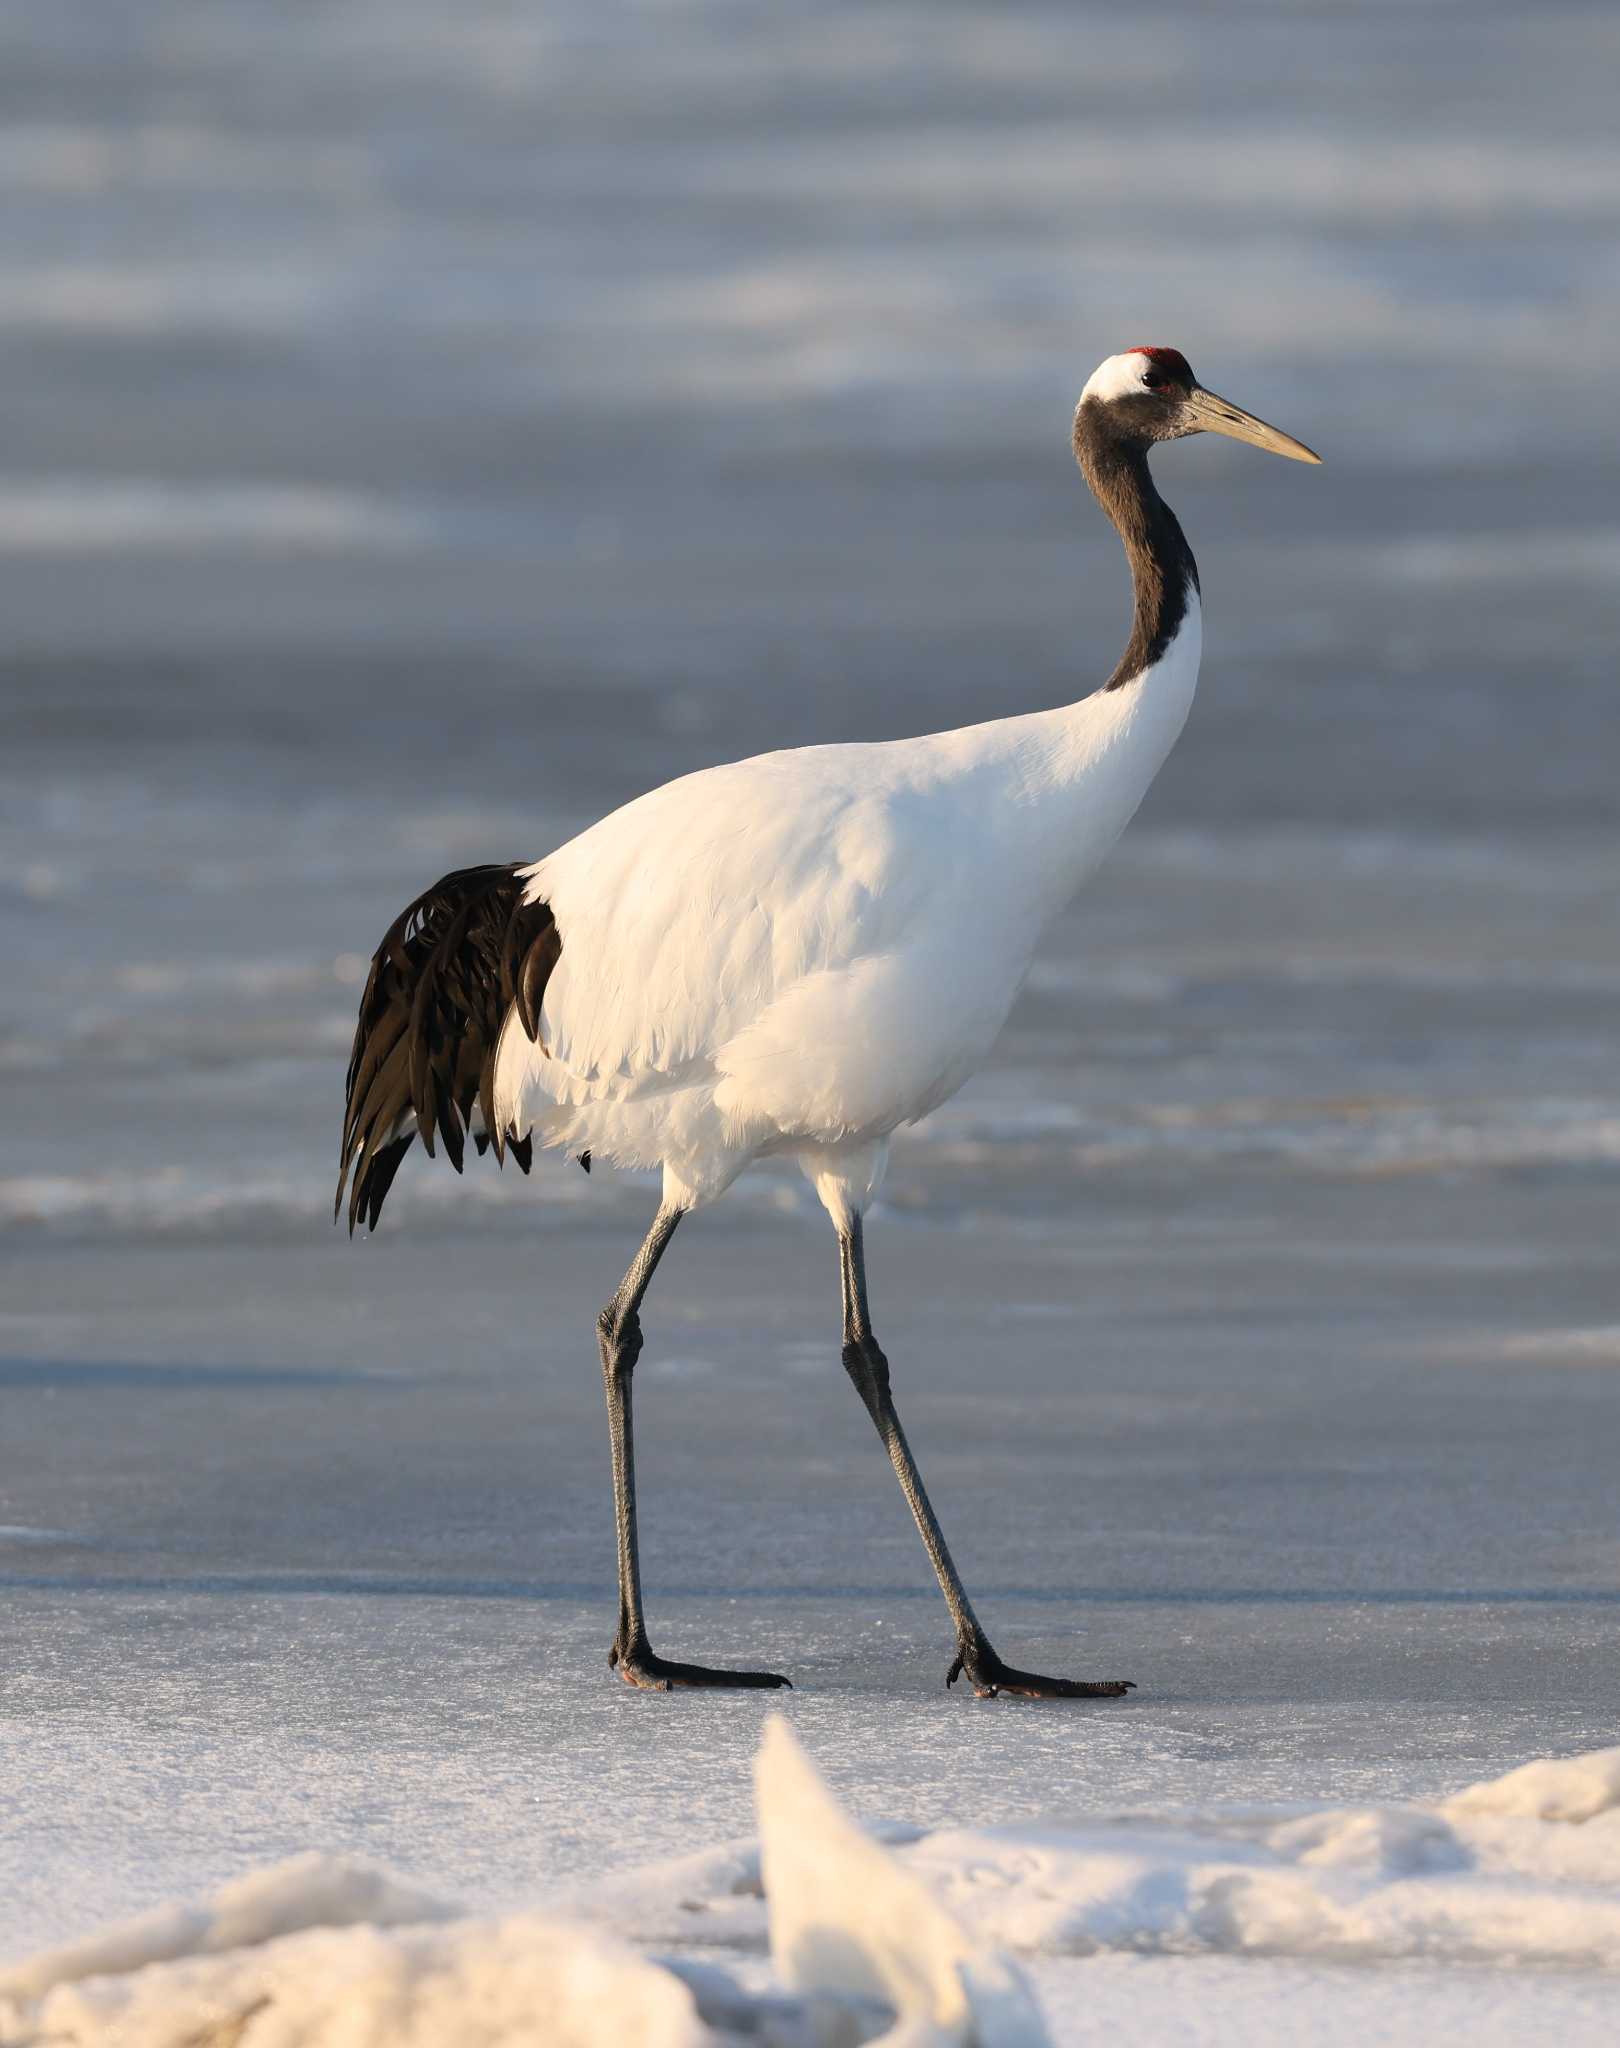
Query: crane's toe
xmin=610 ymin=1642 xmax=792 ymax=1691
xmin=946 ymin=1641 xmax=1134 ymax=1701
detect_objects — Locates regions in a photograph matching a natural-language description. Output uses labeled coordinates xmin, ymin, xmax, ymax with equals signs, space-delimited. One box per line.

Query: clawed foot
xmin=609 ymin=1642 xmax=792 ymax=1691
xmin=946 ymin=1637 xmax=1134 ymax=1700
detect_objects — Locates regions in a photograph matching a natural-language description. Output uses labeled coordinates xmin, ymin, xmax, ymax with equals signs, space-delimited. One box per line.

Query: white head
xmin=1075 ymin=347 xmax=1321 ymax=463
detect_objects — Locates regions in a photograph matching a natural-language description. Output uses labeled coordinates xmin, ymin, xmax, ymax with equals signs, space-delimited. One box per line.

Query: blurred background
xmin=4 ymin=0 xmax=1620 ymax=1953
xmin=4 ymin=0 xmax=1619 ymax=1236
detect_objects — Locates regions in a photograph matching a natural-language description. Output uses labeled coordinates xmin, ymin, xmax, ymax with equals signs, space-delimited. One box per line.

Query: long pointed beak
xmin=1184 ymin=385 xmax=1322 ymax=464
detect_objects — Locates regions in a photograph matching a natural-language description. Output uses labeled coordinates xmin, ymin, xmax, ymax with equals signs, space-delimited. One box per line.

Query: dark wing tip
xmin=363 ymin=1137 xmax=412 ymax=1233
xmin=337 ymin=865 xmax=563 ymax=1236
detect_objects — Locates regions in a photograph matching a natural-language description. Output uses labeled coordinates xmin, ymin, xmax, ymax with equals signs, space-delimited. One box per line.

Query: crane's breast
xmin=709 ymin=915 xmax=1027 ymax=1141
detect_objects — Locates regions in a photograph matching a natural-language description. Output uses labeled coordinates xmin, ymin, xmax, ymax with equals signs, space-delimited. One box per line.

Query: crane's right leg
xmin=599 ymin=1204 xmax=791 ymax=1691
xmin=837 ymin=1215 xmax=1133 ymax=1700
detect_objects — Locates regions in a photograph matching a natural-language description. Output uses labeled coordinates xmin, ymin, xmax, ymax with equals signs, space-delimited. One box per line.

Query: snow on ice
xmin=4 ymin=1733 xmax=1620 ymax=2046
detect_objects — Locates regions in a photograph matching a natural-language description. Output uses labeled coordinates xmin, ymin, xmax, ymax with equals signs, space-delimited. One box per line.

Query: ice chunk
xmin=754 ymin=1715 xmax=1050 ymax=2048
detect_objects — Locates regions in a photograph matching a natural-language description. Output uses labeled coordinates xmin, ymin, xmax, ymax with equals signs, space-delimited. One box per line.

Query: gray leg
xmin=839 ymin=1215 xmax=1133 ymax=1701
xmin=600 ymin=1204 xmax=790 ymax=1692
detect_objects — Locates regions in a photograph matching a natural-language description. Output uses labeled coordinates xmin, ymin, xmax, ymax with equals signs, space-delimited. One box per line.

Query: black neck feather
xmin=1073 ymin=399 xmax=1200 ymax=692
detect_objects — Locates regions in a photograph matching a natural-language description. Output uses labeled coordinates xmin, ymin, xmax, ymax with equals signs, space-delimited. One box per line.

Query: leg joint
xmin=598 ymin=1301 xmax=642 ymax=1374
xmin=841 ymin=1332 xmax=893 ymax=1424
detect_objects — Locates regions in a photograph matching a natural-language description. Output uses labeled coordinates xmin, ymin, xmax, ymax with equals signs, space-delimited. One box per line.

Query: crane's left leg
xmin=838 ymin=1215 xmax=1133 ymax=1700
xmin=600 ymin=1204 xmax=791 ymax=1691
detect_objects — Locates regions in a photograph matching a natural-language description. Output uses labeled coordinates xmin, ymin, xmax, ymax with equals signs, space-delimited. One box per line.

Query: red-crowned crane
xmin=337 ymin=349 xmax=1320 ymax=1697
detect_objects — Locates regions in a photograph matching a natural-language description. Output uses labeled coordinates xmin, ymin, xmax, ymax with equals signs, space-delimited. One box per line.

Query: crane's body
xmin=338 ymin=347 xmax=1318 ymax=1696
xmin=493 ymin=590 xmax=1202 ymax=1221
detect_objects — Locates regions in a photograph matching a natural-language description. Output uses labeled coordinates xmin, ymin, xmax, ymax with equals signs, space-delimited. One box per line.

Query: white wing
xmin=492 ymin=733 xmax=1026 ymax=1147
xmin=541 ymin=741 xmax=941 ymax=1025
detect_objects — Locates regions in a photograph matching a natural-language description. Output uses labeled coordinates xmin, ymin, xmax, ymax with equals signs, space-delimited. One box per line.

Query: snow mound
xmin=1442 ymin=1744 xmax=1620 ymax=1824
xmin=884 ymin=1747 xmax=1620 ymax=1970
xmin=904 ymin=1811 xmax=1620 ymax=1969
xmin=2 ymin=1910 xmax=706 ymax=2048
xmin=2 ymin=1852 xmax=454 ymax=2006
xmin=596 ymin=1743 xmax=1620 ymax=1979
xmin=0 ymin=1724 xmax=1043 ymax=2048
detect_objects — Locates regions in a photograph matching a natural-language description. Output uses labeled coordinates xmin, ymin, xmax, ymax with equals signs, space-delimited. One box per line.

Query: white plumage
xmin=494 ymin=597 xmax=1202 ymax=1224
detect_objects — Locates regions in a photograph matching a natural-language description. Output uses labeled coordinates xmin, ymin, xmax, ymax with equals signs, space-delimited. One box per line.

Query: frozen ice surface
xmin=3 ymin=1 xmax=1620 ymax=2040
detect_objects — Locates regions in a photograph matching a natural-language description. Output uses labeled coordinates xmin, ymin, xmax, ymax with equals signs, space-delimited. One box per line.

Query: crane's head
xmin=1076 ymin=348 xmax=1321 ymax=464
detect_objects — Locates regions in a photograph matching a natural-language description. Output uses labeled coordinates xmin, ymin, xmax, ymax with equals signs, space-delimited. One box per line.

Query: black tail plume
xmin=336 ymin=864 xmax=559 ymax=1235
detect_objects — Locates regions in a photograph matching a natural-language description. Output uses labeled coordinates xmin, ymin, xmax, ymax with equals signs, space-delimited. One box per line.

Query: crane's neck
xmin=1072 ymin=400 xmax=1200 ymax=692
xmin=979 ymin=403 xmax=1203 ymax=920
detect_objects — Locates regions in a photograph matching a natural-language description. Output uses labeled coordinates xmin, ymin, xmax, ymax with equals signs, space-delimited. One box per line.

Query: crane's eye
xmin=1142 ymin=369 xmax=1169 ymax=391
